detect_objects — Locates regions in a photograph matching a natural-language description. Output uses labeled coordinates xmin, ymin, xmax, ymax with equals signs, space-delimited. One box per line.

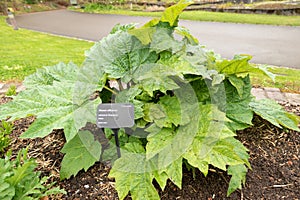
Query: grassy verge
xmin=251 ymin=66 xmax=300 ymax=94
xmin=70 ymin=6 xmax=300 ymax=26
xmin=180 ymin=11 xmax=300 ymax=26
xmin=0 ymin=16 xmax=94 ymax=82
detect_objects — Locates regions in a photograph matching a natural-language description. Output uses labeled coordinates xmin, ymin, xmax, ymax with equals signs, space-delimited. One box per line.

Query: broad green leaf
xmin=162 ymin=157 xmax=182 ymax=189
xmin=146 ymin=128 xmax=176 ymax=159
xmin=152 ymin=170 xmax=169 ymax=191
xmin=110 ymin=166 xmax=159 ymax=200
xmin=175 ymin=26 xmax=199 ymax=45
xmin=160 ymin=0 xmax=193 ymax=27
xmin=180 ymin=45 xmax=213 ymax=79
xmin=190 ymin=79 xmax=211 ymax=103
xmin=133 ymin=63 xmax=180 ymax=96
xmin=158 ymin=49 xmax=212 ymax=79
xmin=85 ymin=31 xmax=157 ymax=83
xmin=116 ymin=86 xmax=144 ymax=119
xmin=23 ymin=62 xmax=79 ymax=88
xmin=256 ymin=64 xmax=276 ymax=82
xmin=74 ymin=57 xmax=107 ymax=105
xmin=227 ymin=164 xmax=247 ymax=196
xmin=0 ymin=82 xmax=100 ymax=142
xmin=146 ymin=95 xmax=190 ymax=128
xmin=128 ymin=27 xmax=156 ymax=45
xmin=60 ymin=130 xmax=101 ymax=180
xmin=208 ymin=138 xmax=249 ymax=170
xmin=224 ymin=76 xmax=253 ymax=125
xmin=143 ymin=18 xmax=160 ymax=28
xmin=150 ymin=27 xmax=183 ymax=54
xmin=228 ymin=75 xmax=245 ymax=97
xmin=184 ymin=104 xmax=249 ymax=175
xmin=185 ymin=137 xmax=249 ymax=173
xmin=215 ymin=55 xmax=275 ymax=81
xmin=145 ymin=87 xmax=200 ymax=169
xmin=250 ymin=99 xmax=300 ymax=131
xmin=183 ymin=152 xmax=209 ymax=176
xmin=0 ymin=63 xmax=103 ymax=142
xmin=109 ymin=142 xmax=160 ymax=200
xmin=153 ymin=157 xmax=183 ymax=190
xmin=129 ymin=0 xmax=192 ymax=45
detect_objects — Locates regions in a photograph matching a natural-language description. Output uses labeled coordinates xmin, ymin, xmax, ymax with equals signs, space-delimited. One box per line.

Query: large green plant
xmin=0 ymin=0 xmax=299 ymax=199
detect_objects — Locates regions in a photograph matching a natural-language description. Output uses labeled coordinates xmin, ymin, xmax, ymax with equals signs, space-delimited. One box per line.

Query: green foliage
xmin=0 ymin=1 xmax=299 ymax=200
xmin=0 ymin=121 xmax=13 ymax=153
xmin=84 ymin=3 xmax=115 ymax=13
xmin=5 ymin=85 xmax=17 ymax=96
xmin=0 ymin=62 xmax=103 ymax=142
xmin=250 ymin=98 xmax=300 ymax=131
xmin=0 ymin=149 xmax=66 ymax=200
xmin=23 ymin=0 xmax=38 ymax=5
xmin=60 ymin=130 xmax=102 ymax=180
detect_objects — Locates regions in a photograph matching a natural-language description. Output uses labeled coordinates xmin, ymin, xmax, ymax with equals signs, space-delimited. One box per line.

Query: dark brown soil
xmin=1 ymin=96 xmax=299 ymax=200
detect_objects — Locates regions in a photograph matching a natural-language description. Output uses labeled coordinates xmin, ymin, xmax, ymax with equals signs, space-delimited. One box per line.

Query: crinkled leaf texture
xmin=85 ymin=30 xmax=157 ymax=83
xmin=0 ymin=62 xmax=103 ymax=142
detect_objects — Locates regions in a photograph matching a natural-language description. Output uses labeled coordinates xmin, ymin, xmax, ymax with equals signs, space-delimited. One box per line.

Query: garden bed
xmin=1 ymin=95 xmax=299 ymax=199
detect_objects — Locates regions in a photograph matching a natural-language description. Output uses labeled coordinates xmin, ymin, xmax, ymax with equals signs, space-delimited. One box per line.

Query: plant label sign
xmin=96 ymin=103 xmax=135 ymax=128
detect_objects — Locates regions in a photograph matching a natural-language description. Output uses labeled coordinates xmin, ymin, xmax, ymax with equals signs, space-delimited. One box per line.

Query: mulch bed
xmin=0 ymin=95 xmax=299 ymax=200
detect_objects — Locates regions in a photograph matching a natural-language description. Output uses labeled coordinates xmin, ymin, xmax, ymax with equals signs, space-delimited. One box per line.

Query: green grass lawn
xmin=180 ymin=11 xmax=300 ymax=26
xmin=71 ymin=6 xmax=300 ymax=26
xmin=251 ymin=66 xmax=300 ymax=94
xmin=0 ymin=16 xmax=94 ymax=82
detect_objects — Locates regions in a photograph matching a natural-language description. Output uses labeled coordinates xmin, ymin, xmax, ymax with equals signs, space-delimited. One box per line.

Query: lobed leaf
xmin=215 ymin=55 xmax=275 ymax=82
xmin=109 ymin=142 xmax=160 ymax=200
xmin=224 ymin=75 xmax=254 ymax=126
xmin=227 ymin=164 xmax=247 ymax=196
xmin=183 ymin=104 xmax=249 ymax=176
xmin=250 ymin=99 xmax=300 ymax=131
xmin=60 ymin=130 xmax=102 ymax=180
xmin=0 ymin=63 xmax=102 ymax=142
xmin=154 ymin=157 xmax=183 ymax=190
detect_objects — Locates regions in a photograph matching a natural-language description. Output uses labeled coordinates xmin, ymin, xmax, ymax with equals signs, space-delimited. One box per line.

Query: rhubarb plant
xmin=0 ymin=0 xmax=299 ymax=199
